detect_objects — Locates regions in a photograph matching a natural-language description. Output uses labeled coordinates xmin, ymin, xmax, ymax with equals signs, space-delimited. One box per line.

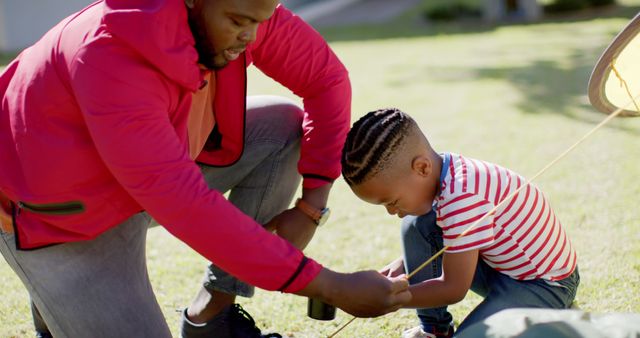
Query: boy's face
xmin=351 ymin=161 xmax=435 ymax=218
xmin=185 ymin=0 xmax=278 ymax=69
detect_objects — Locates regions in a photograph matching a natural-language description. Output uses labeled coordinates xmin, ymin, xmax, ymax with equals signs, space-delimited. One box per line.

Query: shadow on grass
xmin=317 ymin=4 xmax=640 ymax=43
xmin=479 ymin=52 xmax=596 ymax=117
xmin=427 ymin=45 xmax=640 ymax=135
xmin=473 ymin=50 xmax=640 ymax=135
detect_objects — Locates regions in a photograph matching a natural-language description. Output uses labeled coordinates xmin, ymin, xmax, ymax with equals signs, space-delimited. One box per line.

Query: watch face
xmin=317 ymin=208 xmax=331 ymax=226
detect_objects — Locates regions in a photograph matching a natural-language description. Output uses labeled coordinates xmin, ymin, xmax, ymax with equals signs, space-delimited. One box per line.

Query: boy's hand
xmin=297 ymin=268 xmax=412 ymax=318
xmin=379 ymin=257 xmax=405 ymax=278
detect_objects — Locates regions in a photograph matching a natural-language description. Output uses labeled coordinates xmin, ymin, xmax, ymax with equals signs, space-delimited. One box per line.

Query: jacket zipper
xmin=17 ymin=201 xmax=85 ymax=215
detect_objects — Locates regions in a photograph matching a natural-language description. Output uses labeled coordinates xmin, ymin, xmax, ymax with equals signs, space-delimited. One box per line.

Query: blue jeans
xmin=402 ymin=210 xmax=580 ymax=335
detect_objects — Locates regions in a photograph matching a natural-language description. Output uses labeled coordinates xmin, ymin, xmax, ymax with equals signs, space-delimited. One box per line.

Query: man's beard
xmin=187 ymin=8 xmax=226 ymax=70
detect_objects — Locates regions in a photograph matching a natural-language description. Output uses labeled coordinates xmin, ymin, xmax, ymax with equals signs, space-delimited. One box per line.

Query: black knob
xmin=307 ymin=298 xmax=336 ymax=320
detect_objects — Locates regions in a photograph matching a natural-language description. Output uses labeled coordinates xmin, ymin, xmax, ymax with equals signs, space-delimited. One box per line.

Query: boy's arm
xmin=380 ymin=256 xmax=405 ymax=278
xmin=405 ymin=249 xmax=479 ymax=308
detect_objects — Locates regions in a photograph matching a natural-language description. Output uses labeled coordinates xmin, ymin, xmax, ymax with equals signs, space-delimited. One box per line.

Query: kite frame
xmin=588 ymin=12 xmax=640 ymax=117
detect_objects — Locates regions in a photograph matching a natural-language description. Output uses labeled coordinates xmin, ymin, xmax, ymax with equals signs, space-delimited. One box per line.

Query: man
xmin=0 ymin=0 xmax=412 ymax=337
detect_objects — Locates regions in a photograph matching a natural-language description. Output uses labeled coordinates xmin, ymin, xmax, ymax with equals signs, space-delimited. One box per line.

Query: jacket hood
xmin=103 ymin=0 xmax=201 ymax=91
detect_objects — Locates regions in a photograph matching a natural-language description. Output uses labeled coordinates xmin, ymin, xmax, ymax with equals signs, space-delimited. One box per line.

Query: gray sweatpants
xmin=0 ymin=95 xmax=304 ymax=338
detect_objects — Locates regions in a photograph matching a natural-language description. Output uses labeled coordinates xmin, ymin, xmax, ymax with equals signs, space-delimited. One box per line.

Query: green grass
xmin=2 ymin=4 xmax=640 ymax=337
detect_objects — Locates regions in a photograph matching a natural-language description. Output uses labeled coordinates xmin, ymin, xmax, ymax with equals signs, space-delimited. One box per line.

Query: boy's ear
xmin=411 ymin=155 xmax=432 ymax=177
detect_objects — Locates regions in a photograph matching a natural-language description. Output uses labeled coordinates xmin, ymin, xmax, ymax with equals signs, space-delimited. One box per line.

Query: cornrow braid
xmin=341 ymin=108 xmax=415 ymax=186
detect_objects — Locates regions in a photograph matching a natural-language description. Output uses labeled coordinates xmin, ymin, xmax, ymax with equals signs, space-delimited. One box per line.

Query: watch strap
xmin=295 ymin=198 xmax=322 ymax=224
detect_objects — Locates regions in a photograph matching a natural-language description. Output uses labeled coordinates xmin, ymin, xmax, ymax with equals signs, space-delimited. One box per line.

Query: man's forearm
xmin=301 ymin=183 xmax=332 ymax=209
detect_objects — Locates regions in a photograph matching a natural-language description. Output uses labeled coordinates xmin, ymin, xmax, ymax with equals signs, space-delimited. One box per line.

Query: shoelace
xmin=231 ymin=304 xmax=282 ymax=338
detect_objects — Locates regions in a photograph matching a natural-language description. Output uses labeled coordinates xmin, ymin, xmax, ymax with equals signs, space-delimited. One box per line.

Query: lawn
xmin=1 ymin=2 xmax=640 ymax=337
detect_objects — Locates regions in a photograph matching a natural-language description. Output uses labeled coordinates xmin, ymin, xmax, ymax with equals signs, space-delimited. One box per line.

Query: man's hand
xmin=379 ymin=257 xmax=405 ymax=278
xmin=264 ymin=208 xmax=316 ymax=250
xmin=296 ymin=268 xmax=412 ymax=318
xmin=331 ymin=271 xmax=411 ymax=317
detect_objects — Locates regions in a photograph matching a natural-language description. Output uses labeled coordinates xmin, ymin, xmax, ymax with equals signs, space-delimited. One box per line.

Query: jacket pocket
xmin=18 ymin=201 xmax=85 ymax=215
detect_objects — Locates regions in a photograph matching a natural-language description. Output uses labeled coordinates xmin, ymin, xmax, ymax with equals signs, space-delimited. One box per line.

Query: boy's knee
xmin=401 ymin=215 xmax=420 ymax=238
xmin=407 ymin=211 xmax=438 ymax=232
xmin=402 ymin=211 xmax=442 ymax=246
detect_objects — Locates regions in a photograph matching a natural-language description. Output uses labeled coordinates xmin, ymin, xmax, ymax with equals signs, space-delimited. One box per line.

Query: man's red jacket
xmin=0 ymin=0 xmax=351 ymax=293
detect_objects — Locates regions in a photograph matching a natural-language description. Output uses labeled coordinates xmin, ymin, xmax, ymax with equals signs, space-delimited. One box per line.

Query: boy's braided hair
xmin=341 ymin=108 xmax=415 ymax=186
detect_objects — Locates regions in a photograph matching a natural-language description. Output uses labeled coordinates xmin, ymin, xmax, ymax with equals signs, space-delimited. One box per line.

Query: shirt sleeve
xmin=249 ymin=5 xmax=351 ymax=189
xmin=68 ymin=39 xmax=322 ymax=293
xmin=437 ymin=192 xmax=496 ymax=253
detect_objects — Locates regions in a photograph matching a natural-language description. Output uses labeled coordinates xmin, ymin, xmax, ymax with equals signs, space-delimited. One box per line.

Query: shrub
xmin=425 ymin=4 xmax=457 ymax=21
xmin=424 ymin=2 xmax=481 ymax=22
xmin=586 ymin=0 xmax=616 ymax=6
xmin=545 ymin=0 xmax=616 ymax=13
xmin=545 ymin=0 xmax=589 ymax=12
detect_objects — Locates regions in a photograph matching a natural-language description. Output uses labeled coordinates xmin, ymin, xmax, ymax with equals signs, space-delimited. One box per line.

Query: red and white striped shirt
xmin=435 ymin=153 xmax=577 ymax=281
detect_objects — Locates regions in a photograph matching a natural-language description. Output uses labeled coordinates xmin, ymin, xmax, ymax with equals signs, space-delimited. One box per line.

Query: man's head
xmin=184 ymin=0 xmax=279 ymax=70
xmin=341 ymin=108 xmax=441 ymax=218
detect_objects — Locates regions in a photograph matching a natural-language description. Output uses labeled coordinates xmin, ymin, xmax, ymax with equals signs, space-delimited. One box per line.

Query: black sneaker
xmin=181 ymin=304 xmax=282 ymax=338
xmin=181 ymin=306 xmax=232 ymax=338
xmin=229 ymin=304 xmax=282 ymax=338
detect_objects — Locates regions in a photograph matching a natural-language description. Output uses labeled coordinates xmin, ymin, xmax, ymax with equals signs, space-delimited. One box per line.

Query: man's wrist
xmin=295 ymin=198 xmax=330 ymax=226
xmin=297 ymin=267 xmax=341 ymax=304
xmin=301 ymin=184 xmax=332 ymax=209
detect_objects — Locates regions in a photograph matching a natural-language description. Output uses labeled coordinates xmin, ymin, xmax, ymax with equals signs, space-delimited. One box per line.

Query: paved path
xmin=284 ymin=0 xmax=423 ymax=28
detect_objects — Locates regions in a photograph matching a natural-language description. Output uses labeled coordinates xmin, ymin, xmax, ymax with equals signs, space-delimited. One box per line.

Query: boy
xmin=341 ymin=108 xmax=579 ymax=338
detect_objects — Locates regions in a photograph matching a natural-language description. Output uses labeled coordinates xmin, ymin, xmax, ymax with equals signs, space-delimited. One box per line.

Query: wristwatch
xmin=295 ymin=198 xmax=331 ymax=226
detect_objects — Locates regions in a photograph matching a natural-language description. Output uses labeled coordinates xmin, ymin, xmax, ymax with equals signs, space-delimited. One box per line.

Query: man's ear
xmin=411 ymin=155 xmax=432 ymax=177
xmin=185 ymin=0 xmax=196 ymax=9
